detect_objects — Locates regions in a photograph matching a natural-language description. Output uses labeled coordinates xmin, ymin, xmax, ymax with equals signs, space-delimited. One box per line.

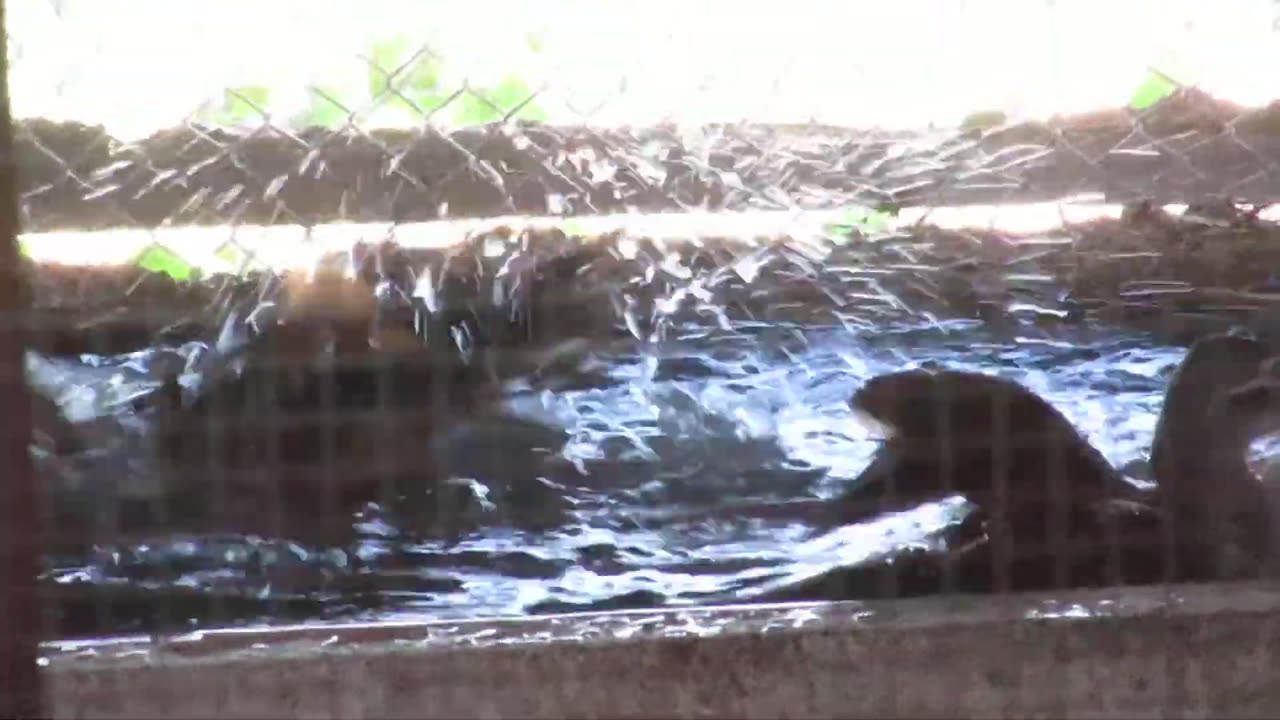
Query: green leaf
xmin=402 ymin=53 xmax=442 ymax=96
xmin=826 ymin=206 xmax=894 ymax=237
xmin=409 ymin=90 xmax=452 ymax=116
xmin=297 ymin=85 xmax=354 ymax=128
xmin=1129 ymin=68 xmax=1180 ymax=111
xmin=525 ymin=32 xmax=544 ymax=54
xmin=489 ymin=76 xmax=546 ymax=121
xmin=222 ymin=85 xmax=272 ymax=123
xmin=452 ymin=93 xmax=503 ymax=126
xmin=368 ymin=35 xmax=412 ymax=96
xmin=214 ymin=240 xmax=248 ymax=267
xmin=454 ymin=76 xmax=546 ymax=126
xmin=134 ymin=243 xmax=193 ymax=281
xmin=368 ymin=34 xmax=443 ymax=116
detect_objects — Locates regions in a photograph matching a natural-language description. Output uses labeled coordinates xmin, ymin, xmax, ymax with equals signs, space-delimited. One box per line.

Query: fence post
xmin=0 ymin=0 xmax=46 ymax=716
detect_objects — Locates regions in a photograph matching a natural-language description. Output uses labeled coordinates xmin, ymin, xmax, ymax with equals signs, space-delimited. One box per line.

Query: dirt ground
xmin=13 ymin=88 xmax=1280 ymax=233
xmin=18 ymin=193 xmax=1280 ymax=362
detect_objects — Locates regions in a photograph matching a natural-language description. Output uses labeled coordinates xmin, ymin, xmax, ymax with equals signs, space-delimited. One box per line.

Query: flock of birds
xmin=27 ymin=225 xmax=1280 ymax=604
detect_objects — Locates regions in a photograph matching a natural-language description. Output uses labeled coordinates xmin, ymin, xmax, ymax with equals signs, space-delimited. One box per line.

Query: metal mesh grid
xmin=6 ymin=2 xmax=1280 ymax=717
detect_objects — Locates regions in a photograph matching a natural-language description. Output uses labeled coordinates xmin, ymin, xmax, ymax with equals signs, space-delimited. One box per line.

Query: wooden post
xmin=0 ymin=0 xmax=46 ymax=716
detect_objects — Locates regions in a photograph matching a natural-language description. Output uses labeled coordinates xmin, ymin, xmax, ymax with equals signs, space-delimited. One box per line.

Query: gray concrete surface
xmin=42 ymin=581 xmax=1280 ymax=719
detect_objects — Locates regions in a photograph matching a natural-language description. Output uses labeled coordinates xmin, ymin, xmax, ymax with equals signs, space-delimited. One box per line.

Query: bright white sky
xmin=7 ymin=0 xmax=1280 ymax=139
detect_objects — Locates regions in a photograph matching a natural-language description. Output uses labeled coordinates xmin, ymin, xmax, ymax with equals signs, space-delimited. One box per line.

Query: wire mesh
xmin=8 ymin=0 xmax=1280 ymax=716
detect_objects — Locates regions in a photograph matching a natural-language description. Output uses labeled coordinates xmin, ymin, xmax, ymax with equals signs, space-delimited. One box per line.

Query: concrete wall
xmin=43 ymin=581 xmax=1280 ymax=719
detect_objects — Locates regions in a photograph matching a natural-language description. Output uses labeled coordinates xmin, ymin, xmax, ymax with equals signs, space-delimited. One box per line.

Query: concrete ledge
xmin=43 ymin=582 xmax=1280 ymax=719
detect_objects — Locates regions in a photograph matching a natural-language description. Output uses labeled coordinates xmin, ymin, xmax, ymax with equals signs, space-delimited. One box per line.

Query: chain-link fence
xmin=7 ymin=0 xmax=1280 ymax=716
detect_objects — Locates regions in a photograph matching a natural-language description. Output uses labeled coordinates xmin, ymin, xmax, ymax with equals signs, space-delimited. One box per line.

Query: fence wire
xmin=8 ymin=1 xmax=1280 ymax=717
xmin=13 ymin=87 xmax=1280 ymax=232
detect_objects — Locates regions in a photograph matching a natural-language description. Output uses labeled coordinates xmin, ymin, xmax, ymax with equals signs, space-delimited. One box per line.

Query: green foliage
xmin=455 ymin=76 xmax=548 ymax=125
xmin=297 ymin=85 xmax=354 ymax=128
xmin=134 ymin=243 xmax=194 ymax=281
xmin=346 ymin=32 xmax=547 ymax=127
xmin=212 ymin=85 xmax=272 ymax=125
xmin=200 ymin=33 xmax=549 ymax=130
xmin=138 ymin=30 xmax=554 ymax=277
xmin=825 ymin=205 xmax=896 ymax=239
xmin=367 ymin=33 xmax=451 ymax=119
xmin=1129 ymin=68 xmax=1180 ymax=111
xmin=192 ymin=85 xmax=271 ymax=126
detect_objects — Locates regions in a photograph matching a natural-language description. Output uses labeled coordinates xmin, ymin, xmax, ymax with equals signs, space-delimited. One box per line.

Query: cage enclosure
xmin=6 ymin=1 xmax=1280 ymax=717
